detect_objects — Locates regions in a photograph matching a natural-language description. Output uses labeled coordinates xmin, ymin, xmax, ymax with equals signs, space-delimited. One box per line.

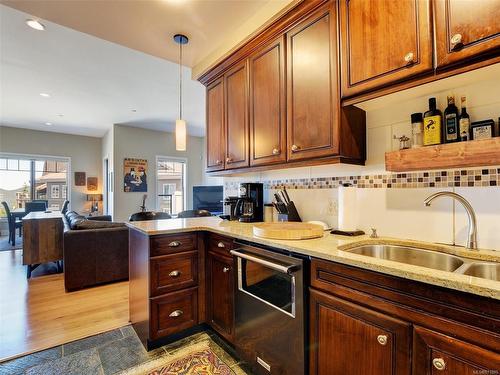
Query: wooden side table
xmin=22 ymin=211 xmax=64 ymax=278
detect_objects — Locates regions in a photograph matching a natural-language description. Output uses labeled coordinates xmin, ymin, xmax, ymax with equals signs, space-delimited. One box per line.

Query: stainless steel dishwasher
xmin=230 ymin=243 xmax=305 ymax=375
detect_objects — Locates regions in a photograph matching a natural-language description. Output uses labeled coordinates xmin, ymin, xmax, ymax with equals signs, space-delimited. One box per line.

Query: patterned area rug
xmin=119 ymin=338 xmax=241 ymax=375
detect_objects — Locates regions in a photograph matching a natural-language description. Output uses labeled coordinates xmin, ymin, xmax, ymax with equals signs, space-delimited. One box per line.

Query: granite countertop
xmin=126 ymin=217 xmax=500 ymax=300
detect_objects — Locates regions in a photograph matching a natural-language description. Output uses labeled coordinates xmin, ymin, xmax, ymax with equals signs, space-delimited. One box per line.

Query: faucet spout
xmin=424 ymin=192 xmax=478 ymax=250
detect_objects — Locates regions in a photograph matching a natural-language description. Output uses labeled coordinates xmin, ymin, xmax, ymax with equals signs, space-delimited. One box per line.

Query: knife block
xmin=277 ymin=202 xmax=302 ymax=222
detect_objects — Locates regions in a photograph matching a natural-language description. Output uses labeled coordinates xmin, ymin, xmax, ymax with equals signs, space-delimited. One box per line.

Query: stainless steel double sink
xmin=345 ymin=244 xmax=500 ymax=281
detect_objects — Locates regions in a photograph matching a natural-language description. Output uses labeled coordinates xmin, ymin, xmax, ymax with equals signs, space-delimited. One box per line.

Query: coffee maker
xmin=235 ymin=183 xmax=264 ymax=222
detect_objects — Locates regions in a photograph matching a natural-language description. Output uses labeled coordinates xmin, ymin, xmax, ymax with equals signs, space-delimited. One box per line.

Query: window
xmin=156 ymin=157 xmax=186 ymax=215
xmin=0 ymin=155 xmax=70 ymax=216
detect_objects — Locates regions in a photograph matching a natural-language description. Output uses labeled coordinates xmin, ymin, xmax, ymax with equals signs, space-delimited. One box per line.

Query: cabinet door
xmin=413 ymin=326 xmax=500 ymax=374
xmin=224 ymin=61 xmax=249 ymax=169
xmin=310 ymin=289 xmax=411 ymax=375
xmin=207 ymin=251 xmax=234 ymax=342
xmin=340 ymin=0 xmax=433 ymax=97
xmin=286 ymin=3 xmax=339 ymax=161
xmin=206 ymin=78 xmax=225 ymax=172
xmin=249 ymin=36 xmax=286 ymax=166
xmin=435 ymin=0 xmax=500 ymax=68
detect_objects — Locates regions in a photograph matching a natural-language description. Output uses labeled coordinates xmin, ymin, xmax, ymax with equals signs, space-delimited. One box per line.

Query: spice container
xmin=471 ymin=119 xmax=494 ymax=140
xmin=410 ymin=112 xmax=423 ymax=147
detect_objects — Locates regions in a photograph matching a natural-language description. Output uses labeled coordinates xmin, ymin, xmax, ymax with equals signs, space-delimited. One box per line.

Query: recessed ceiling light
xmin=39 ymin=93 xmax=50 ymax=98
xmin=131 ymin=109 xmax=137 ymax=112
xmin=45 ymin=122 xmax=52 ymax=126
xmin=26 ymin=19 xmax=45 ymax=31
xmin=57 ymin=114 xmax=64 ymax=117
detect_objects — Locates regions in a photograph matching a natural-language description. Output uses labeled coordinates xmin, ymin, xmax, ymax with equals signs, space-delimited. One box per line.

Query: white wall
xmin=222 ymin=64 xmax=500 ymax=251
xmin=101 ymin=127 xmax=114 ymax=217
xmin=0 ymin=125 xmax=102 ymax=214
xmin=112 ymin=124 xmax=205 ymax=221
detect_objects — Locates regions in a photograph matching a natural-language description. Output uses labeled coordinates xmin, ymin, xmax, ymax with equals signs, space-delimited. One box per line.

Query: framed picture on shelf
xmin=75 ymin=172 xmax=86 ymax=186
xmin=124 ymin=158 xmax=147 ymax=192
xmin=87 ymin=177 xmax=98 ymax=191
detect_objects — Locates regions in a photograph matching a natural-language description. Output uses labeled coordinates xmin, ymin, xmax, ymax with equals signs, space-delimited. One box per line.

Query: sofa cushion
xmin=74 ymin=220 xmax=126 ymax=230
xmin=68 ymin=213 xmax=86 ymax=230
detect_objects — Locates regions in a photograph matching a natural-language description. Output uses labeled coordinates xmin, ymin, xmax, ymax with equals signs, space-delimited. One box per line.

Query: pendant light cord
xmin=179 ymin=40 xmax=182 ymax=120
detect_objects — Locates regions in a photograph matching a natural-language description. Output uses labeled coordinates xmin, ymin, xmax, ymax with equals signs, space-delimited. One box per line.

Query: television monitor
xmin=193 ymin=185 xmax=223 ymax=214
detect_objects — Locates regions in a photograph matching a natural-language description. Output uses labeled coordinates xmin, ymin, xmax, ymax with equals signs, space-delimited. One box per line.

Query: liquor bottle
xmin=423 ymin=97 xmax=442 ymax=146
xmin=459 ymin=96 xmax=471 ymax=141
xmin=443 ymin=95 xmax=459 ymax=143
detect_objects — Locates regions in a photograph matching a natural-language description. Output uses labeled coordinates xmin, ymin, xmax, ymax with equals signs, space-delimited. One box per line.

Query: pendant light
xmin=174 ymin=34 xmax=188 ymax=151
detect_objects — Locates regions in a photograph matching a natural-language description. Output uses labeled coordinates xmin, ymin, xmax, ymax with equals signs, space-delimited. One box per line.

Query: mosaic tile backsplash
xmin=224 ymin=167 xmax=500 ymax=190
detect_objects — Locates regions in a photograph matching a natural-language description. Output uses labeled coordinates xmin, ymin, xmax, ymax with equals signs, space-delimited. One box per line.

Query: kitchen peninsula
xmin=127 ymin=217 xmax=500 ymax=374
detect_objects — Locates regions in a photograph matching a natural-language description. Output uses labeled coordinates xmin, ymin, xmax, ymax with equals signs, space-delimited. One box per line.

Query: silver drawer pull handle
xmin=168 ymin=241 xmax=181 ymax=247
xmin=432 ymin=358 xmax=446 ymax=371
xmin=223 ymin=266 xmax=230 ymax=273
xmin=169 ymin=270 xmax=181 ymax=278
xmin=169 ymin=309 xmax=183 ymax=318
xmin=217 ymin=241 xmax=225 ymax=248
xmin=377 ymin=335 xmax=388 ymax=345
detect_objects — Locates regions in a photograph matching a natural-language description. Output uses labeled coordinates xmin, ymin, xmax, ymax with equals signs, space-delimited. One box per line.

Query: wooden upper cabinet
xmin=413 ymin=326 xmax=500 ymax=374
xmin=310 ymin=289 xmax=411 ymax=375
xmin=206 ymin=78 xmax=225 ymax=172
xmin=249 ymin=36 xmax=286 ymax=166
xmin=434 ymin=0 xmax=500 ymax=68
xmin=224 ymin=61 xmax=249 ymax=169
xmin=339 ymin=0 xmax=433 ymax=97
xmin=287 ymin=3 xmax=339 ymax=161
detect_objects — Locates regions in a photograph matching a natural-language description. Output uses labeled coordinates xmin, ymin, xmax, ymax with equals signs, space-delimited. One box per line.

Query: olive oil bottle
xmin=443 ymin=95 xmax=459 ymax=143
xmin=459 ymin=96 xmax=471 ymax=141
xmin=423 ymin=98 xmax=442 ymax=146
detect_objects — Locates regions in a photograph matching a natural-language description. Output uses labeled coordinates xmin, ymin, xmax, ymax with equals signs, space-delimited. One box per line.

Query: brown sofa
xmin=63 ymin=211 xmax=129 ymax=291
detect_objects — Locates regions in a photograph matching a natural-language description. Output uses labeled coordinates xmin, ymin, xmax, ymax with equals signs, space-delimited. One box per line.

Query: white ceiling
xmin=0 ymin=4 xmax=207 ymax=137
xmin=1 ymin=0 xmax=275 ymax=68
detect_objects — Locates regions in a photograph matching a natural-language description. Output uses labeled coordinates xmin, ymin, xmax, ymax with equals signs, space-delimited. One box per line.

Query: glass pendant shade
xmin=175 ymin=119 xmax=186 ymax=151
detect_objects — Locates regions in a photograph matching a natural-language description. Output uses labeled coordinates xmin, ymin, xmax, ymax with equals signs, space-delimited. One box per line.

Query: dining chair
xmin=1 ymin=201 xmax=22 ymax=246
xmin=177 ymin=209 xmax=212 ymax=218
xmin=129 ymin=211 xmax=172 ymax=221
xmin=61 ymin=200 xmax=70 ymax=214
xmin=25 ymin=201 xmax=47 ymax=215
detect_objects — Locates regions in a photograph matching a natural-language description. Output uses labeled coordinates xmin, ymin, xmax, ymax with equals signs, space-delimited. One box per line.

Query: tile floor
xmin=0 ymin=326 xmax=251 ymax=375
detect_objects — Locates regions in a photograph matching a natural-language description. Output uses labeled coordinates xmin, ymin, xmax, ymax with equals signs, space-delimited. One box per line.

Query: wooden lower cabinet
xmin=413 ymin=326 xmax=500 ymax=374
xmin=207 ymin=250 xmax=234 ymax=343
xmin=309 ymin=288 xmax=411 ymax=375
xmin=150 ymin=287 xmax=198 ymax=341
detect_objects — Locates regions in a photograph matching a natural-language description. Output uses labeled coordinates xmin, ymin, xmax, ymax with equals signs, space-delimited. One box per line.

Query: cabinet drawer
xmin=150 ymin=287 xmax=198 ymax=340
xmin=150 ymin=233 xmax=197 ymax=257
xmin=207 ymin=234 xmax=233 ymax=257
xmin=150 ymin=251 xmax=198 ymax=296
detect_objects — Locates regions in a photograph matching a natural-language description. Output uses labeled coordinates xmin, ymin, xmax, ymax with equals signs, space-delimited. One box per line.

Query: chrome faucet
xmin=424 ymin=192 xmax=478 ymax=250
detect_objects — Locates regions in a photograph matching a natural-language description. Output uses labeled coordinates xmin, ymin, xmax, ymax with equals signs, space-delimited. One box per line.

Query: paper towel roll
xmin=338 ymin=185 xmax=358 ymax=232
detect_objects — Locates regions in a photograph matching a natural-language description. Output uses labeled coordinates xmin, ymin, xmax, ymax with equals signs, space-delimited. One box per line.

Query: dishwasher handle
xmin=230 ymin=249 xmax=300 ymax=275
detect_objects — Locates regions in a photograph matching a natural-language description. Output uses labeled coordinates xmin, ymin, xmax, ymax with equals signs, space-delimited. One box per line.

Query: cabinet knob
xmin=432 ymin=358 xmax=446 ymax=371
xmin=223 ymin=266 xmax=230 ymax=273
xmin=217 ymin=241 xmax=225 ymax=248
xmin=169 ymin=309 xmax=183 ymax=318
xmin=168 ymin=241 xmax=181 ymax=247
xmin=291 ymin=144 xmax=300 ymax=152
xmin=450 ymin=33 xmax=462 ymax=45
xmin=376 ymin=335 xmax=388 ymax=346
xmin=404 ymin=52 xmax=414 ymax=64
xmin=226 ymin=157 xmax=233 ymax=163
xmin=168 ymin=270 xmax=181 ymax=278
xmin=272 ymin=148 xmax=280 ymax=155
xmin=215 ymin=159 xmax=222 ymax=165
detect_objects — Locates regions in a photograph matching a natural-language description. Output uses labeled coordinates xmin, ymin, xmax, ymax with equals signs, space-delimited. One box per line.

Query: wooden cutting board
xmin=253 ymin=222 xmax=324 ymax=240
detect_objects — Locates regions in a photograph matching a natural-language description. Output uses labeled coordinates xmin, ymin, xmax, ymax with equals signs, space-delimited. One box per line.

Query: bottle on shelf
xmin=459 ymin=96 xmax=471 ymax=141
xmin=410 ymin=113 xmax=424 ymax=148
xmin=443 ymin=95 xmax=459 ymax=143
xmin=423 ymin=97 xmax=442 ymax=146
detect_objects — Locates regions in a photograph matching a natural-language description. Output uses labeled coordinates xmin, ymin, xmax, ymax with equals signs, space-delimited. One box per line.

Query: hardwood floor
xmin=0 ymin=250 xmax=129 ymax=362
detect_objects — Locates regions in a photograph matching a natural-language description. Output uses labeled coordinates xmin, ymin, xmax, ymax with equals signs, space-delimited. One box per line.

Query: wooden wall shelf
xmin=385 ymin=138 xmax=500 ymax=172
